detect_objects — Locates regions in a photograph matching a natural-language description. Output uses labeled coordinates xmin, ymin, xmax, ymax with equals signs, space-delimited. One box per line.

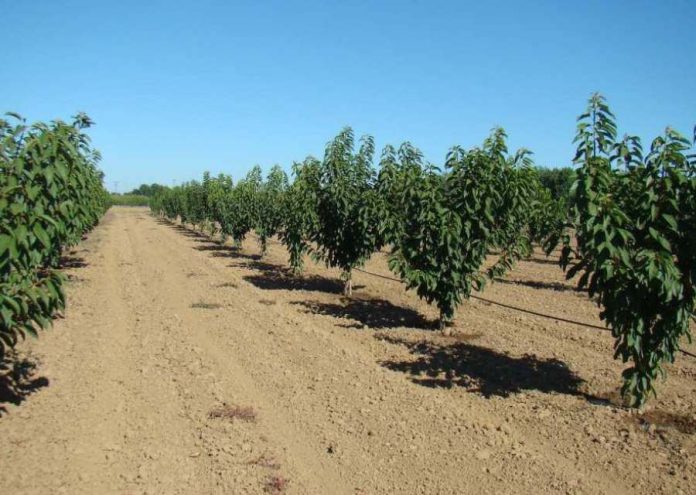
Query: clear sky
xmin=3 ymin=0 xmax=695 ymax=192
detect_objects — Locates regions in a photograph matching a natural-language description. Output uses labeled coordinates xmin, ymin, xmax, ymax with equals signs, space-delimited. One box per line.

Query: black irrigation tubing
xmin=352 ymin=267 xmax=696 ymax=361
xmin=163 ymin=220 xmax=696 ymax=361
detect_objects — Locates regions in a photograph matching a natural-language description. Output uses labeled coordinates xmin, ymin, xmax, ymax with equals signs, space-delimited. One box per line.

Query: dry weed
xmin=208 ymin=404 xmax=257 ymax=422
xmin=264 ymin=475 xmax=289 ymax=494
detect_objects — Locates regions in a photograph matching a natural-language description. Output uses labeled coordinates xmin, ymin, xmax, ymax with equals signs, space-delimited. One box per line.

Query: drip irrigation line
xmin=163 ymin=220 xmax=696 ymax=361
xmin=353 ymin=267 xmax=607 ymax=329
xmin=352 ymin=268 xmax=696 ymax=360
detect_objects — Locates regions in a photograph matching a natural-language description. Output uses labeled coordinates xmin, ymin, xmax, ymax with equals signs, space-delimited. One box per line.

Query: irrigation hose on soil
xmin=352 ymin=268 xmax=696 ymax=361
xmin=170 ymin=221 xmax=696 ymax=362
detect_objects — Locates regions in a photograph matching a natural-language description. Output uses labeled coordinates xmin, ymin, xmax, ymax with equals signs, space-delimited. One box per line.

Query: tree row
xmin=151 ymin=95 xmax=695 ymax=407
xmin=0 ymin=113 xmax=109 ymax=365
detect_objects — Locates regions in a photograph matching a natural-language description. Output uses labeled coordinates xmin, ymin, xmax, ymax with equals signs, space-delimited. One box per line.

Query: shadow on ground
xmin=58 ymin=255 xmax=89 ymax=269
xmin=191 ymin=242 xmax=263 ymax=262
xmin=495 ymin=278 xmax=582 ymax=293
xmin=0 ymin=353 xmax=50 ymax=416
xmin=526 ymin=256 xmax=562 ymax=266
xmin=171 ymin=224 xmax=209 ymax=239
xmin=245 ymin=272 xmax=352 ymax=294
xmin=239 ymin=258 xmax=366 ymax=294
xmin=162 ymin=220 xmax=354 ymax=293
xmin=212 ymin=250 xmax=262 ymax=261
xmin=377 ymin=333 xmax=585 ymax=398
xmin=163 ymin=219 xmax=436 ymax=330
xmin=155 ymin=219 xmax=209 ymax=240
xmin=192 ymin=242 xmax=229 ymax=252
xmin=292 ymin=297 xmax=435 ymax=330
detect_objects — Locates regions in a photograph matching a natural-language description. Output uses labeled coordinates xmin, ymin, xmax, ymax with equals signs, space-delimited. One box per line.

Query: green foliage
xmin=384 ymin=129 xmax=540 ymax=327
xmin=310 ymin=128 xmax=381 ymax=295
xmin=151 ymin=166 xmax=288 ymax=257
xmin=280 ymin=158 xmax=320 ymax=274
xmin=559 ymin=93 xmax=696 ymax=407
xmin=109 ymin=193 xmax=150 ymax=206
xmin=148 ymin=112 xmax=694 ymax=407
xmin=256 ymin=165 xmax=288 ymax=256
xmin=528 ymin=185 xmax=567 ymax=248
xmin=222 ymin=166 xmax=262 ymax=247
xmin=527 ymin=168 xmax=574 ymax=249
xmin=483 ymin=142 xmax=540 ymax=279
xmin=382 ymin=155 xmax=461 ymax=327
xmin=376 ymin=142 xmax=423 ymax=245
xmin=536 ymin=166 xmax=576 ymax=202
xmin=183 ymin=180 xmax=208 ymax=228
xmin=127 ymin=183 xmax=168 ymax=197
xmin=0 ymin=112 xmax=108 ymax=360
xmin=205 ymin=173 xmax=234 ymax=239
xmin=153 ymin=184 xmax=187 ymax=221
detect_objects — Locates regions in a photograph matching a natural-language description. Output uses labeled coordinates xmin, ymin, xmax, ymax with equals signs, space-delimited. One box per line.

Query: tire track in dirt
xmin=1 ymin=210 xmax=290 ymax=494
xmin=124 ymin=212 xmax=343 ymax=493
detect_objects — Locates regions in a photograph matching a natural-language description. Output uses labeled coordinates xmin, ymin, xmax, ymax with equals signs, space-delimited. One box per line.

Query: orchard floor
xmin=1 ymin=206 xmax=695 ymax=494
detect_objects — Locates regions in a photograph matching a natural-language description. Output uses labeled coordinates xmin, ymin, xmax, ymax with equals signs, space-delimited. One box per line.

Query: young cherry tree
xmin=280 ymin=157 xmax=320 ymax=274
xmin=376 ymin=142 xmax=424 ymax=246
xmin=205 ymin=173 xmax=233 ymax=241
xmin=385 ymin=129 xmax=540 ymax=328
xmin=183 ymin=180 xmax=207 ymax=230
xmin=558 ymin=93 xmax=696 ymax=407
xmin=385 ymin=159 xmax=461 ymax=328
xmin=221 ymin=166 xmax=262 ymax=248
xmin=529 ymin=185 xmax=567 ymax=249
xmin=255 ymin=165 xmax=288 ymax=257
xmin=1 ymin=113 xmax=108 ymax=361
xmin=311 ymin=127 xmax=380 ymax=296
xmin=484 ymin=145 xmax=541 ymax=279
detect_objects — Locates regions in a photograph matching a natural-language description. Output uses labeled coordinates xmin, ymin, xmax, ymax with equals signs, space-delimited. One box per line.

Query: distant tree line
xmin=122 ymin=171 xmax=575 ymax=203
xmin=109 ymin=183 xmax=171 ymax=207
xmin=536 ymin=166 xmax=575 ymax=202
xmin=126 ymin=183 xmax=170 ymax=197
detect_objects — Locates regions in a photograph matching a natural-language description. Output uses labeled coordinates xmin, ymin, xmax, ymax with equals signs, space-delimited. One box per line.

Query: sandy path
xmin=1 ymin=207 xmax=694 ymax=494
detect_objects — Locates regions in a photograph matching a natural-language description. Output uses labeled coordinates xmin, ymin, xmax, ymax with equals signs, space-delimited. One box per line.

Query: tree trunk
xmin=291 ymin=261 xmax=304 ymax=277
xmin=438 ymin=309 xmax=452 ymax=334
xmin=343 ymin=269 xmax=353 ymax=297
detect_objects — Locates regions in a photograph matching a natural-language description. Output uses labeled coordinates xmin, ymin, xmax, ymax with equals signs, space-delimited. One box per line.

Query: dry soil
xmin=1 ymin=206 xmax=694 ymax=494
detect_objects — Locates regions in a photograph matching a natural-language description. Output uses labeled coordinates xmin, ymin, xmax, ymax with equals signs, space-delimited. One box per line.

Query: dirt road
xmin=1 ymin=207 xmax=694 ymax=494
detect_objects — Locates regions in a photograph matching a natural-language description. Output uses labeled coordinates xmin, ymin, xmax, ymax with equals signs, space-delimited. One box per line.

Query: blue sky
xmin=3 ymin=0 xmax=695 ymax=192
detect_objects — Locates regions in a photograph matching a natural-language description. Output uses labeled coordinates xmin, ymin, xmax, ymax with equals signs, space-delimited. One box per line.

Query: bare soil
xmin=1 ymin=206 xmax=694 ymax=494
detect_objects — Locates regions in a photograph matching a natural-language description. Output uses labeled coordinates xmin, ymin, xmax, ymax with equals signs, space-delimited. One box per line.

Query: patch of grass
xmin=109 ymin=193 xmax=150 ymax=207
xmin=208 ymin=404 xmax=257 ymax=422
xmin=191 ymin=301 xmax=222 ymax=309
